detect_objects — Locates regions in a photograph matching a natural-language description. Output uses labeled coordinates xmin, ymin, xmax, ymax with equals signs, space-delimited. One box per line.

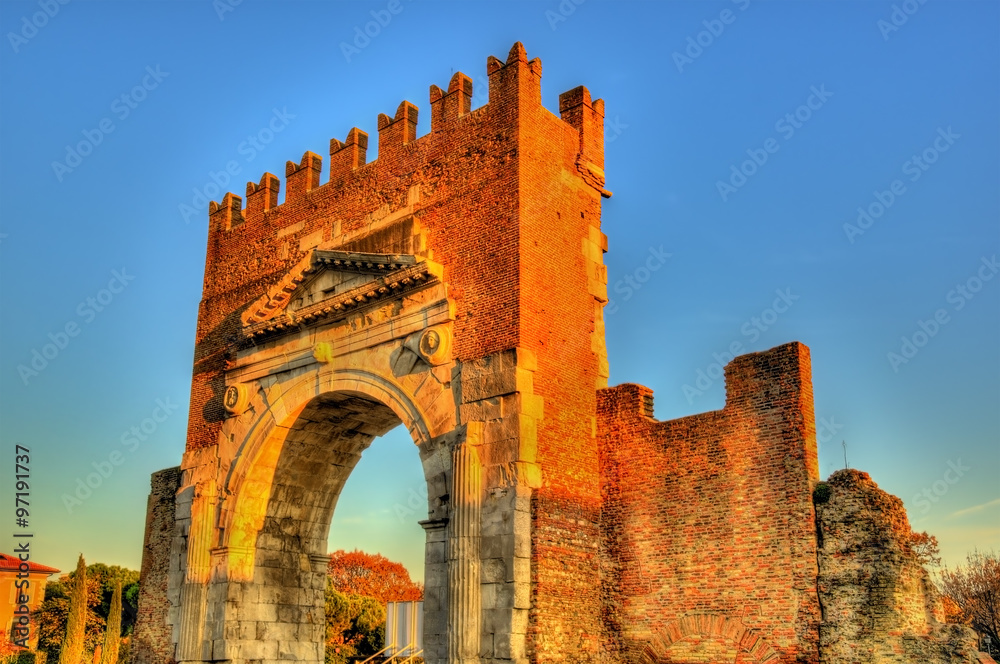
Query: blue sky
xmin=1 ymin=0 xmax=997 ymax=583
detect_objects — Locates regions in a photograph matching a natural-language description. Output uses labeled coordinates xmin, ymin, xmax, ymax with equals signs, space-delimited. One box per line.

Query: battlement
xmin=205 ymin=42 xmax=606 ymax=234
xmin=599 ymin=342 xmax=813 ymax=423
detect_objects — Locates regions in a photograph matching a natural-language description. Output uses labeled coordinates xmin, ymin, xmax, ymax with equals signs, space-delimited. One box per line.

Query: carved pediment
xmin=241 ymin=249 xmax=442 ymax=340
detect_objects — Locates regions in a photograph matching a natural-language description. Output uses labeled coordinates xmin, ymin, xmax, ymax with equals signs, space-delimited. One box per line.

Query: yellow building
xmin=1 ymin=552 xmax=59 ymax=650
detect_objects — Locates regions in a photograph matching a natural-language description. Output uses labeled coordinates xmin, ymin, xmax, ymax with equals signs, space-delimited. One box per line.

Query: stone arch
xmin=174 ymin=357 xmax=467 ymax=664
xmin=642 ymin=616 xmax=781 ymax=664
xmin=215 ymin=365 xmax=454 ymax=576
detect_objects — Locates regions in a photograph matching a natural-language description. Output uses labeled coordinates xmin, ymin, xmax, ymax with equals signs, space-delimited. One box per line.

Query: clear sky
xmin=1 ymin=0 xmax=997 ymax=584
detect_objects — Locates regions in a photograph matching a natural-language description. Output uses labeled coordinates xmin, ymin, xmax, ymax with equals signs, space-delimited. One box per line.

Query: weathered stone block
xmin=481 ymin=535 xmax=503 ymax=559
xmin=482 ymin=557 xmax=506 ymax=584
xmin=461 ymin=364 xmax=533 ymax=403
xmin=460 ymin=397 xmax=502 ymax=422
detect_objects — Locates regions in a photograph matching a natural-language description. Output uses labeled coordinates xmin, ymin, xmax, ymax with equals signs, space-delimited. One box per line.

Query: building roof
xmin=0 ymin=553 xmax=60 ymax=575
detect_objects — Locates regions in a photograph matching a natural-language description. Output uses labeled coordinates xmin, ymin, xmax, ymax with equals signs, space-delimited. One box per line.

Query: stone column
xmin=448 ymin=436 xmax=482 ymax=664
xmin=176 ymin=481 xmax=216 ymax=663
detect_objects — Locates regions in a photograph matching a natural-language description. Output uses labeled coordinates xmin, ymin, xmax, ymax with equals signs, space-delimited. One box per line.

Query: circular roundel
xmin=223 ymin=384 xmax=250 ymax=415
xmin=417 ymin=326 xmax=451 ymax=365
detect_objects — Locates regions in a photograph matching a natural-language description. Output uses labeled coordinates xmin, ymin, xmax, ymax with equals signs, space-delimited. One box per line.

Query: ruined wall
xmin=131 ymin=466 xmax=181 ymax=664
xmin=815 ymin=469 xmax=993 ymax=664
xmin=598 ymin=342 xmax=822 ymax=663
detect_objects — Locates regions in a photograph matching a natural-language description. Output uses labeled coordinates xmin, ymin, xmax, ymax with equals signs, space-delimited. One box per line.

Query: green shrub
xmin=813 ymin=482 xmax=832 ymax=504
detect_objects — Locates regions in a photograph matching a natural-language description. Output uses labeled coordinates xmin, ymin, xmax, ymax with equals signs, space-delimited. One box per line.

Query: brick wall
xmin=516 ymin=62 xmax=608 ymax=664
xmin=131 ymin=466 xmax=181 ymax=664
xmin=598 ymin=342 xmax=822 ymax=663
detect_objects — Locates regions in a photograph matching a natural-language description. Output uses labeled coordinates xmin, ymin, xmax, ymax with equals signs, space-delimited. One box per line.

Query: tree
xmin=327 ymin=550 xmax=423 ymax=604
xmin=941 ymin=594 xmax=970 ymax=626
xmin=83 ymin=564 xmax=140 ymax=637
xmin=940 ymin=549 xmax=1000 ymax=650
xmin=99 ymin=581 xmax=122 ymax=664
xmin=35 ymin=564 xmax=107 ymax=662
xmin=58 ymin=554 xmax=88 ymax=664
xmin=908 ymin=530 xmax=942 ymax=568
xmin=324 ymin=580 xmax=386 ymax=664
xmin=0 ymin=631 xmax=24 ymax=661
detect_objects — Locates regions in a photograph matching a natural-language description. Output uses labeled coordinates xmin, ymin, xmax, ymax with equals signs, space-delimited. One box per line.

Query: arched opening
xmin=326 ymin=425 xmax=427 ymax=585
xmin=186 ymin=358 xmax=479 ymax=664
xmin=226 ymin=390 xmax=431 ymax=663
xmin=262 ymin=391 xmax=403 ymax=560
xmin=324 ymin=410 xmax=428 ymax=659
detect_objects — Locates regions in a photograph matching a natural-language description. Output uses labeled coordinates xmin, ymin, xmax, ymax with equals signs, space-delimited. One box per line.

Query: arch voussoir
xmin=644 ymin=615 xmax=779 ymax=664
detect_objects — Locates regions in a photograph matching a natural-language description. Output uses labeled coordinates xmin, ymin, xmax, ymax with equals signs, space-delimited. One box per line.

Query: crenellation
xmin=203 ymin=44 xmax=565 ymax=255
xmin=245 ymin=172 xmax=280 ymax=220
xmin=377 ymin=100 xmax=419 ymax=155
xmin=559 ymin=85 xmax=605 ymax=172
xmin=430 ymin=71 xmax=473 ymax=132
xmin=487 ymin=42 xmax=541 ymax=109
xmin=209 ymin=191 xmax=244 ymax=231
xmin=284 ymin=150 xmax=322 ymax=202
xmin=328 ymin=127 xmax=368 ymax=182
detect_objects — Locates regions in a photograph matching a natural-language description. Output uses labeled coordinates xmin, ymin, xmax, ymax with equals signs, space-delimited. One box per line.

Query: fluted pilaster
xmin=448 ymin=438 xmax=482 ymax=664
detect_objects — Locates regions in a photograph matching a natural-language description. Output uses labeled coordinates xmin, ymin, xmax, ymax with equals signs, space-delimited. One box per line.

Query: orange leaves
xmin=327 ymin=549 xmax=423 ymax=604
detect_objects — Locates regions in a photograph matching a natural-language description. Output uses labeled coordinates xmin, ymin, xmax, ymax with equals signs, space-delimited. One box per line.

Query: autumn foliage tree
xmin=0 ymin=631 xmax=24 ymax=661
xmin=324 ymin=550 xmax=422 ymax=664
xmin=940 ymin=549 xmax=1000 ymax=649
xmin=908 ymin=531 xmax=942 ymax=568
xmin=327 ymin=550 xmax=423 ymax=604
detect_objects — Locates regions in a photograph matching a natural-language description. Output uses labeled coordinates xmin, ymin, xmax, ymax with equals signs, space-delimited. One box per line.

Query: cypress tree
xmin=58 ymin=554 xmax=87 ymax=664
xmin=99 ymin=580 xmax=122 ymax=664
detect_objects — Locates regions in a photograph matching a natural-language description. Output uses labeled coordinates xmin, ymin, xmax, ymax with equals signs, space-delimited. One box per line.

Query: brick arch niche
xmin=641 ymin=616 xmax=781 ymax=664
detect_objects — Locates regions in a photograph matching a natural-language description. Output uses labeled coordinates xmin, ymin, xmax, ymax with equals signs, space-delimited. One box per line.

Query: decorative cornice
xmin=241 ymin=249 xmax=423 ymax=328
xmin=243 ymin=260 xmax=441 ymax=342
